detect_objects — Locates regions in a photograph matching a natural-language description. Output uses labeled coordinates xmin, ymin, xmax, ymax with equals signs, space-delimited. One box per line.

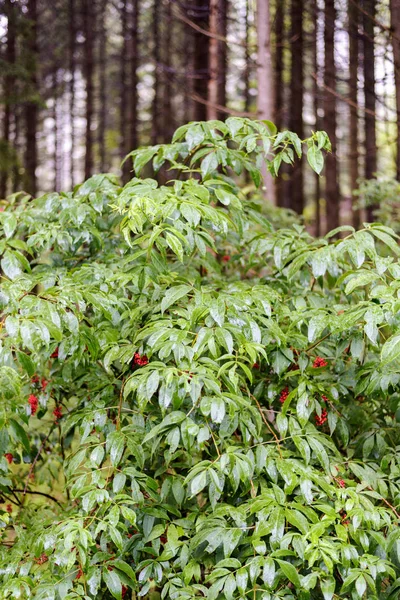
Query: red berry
xmin=321 ymin=395 xmax=328 ymax=402
xmin=41 ymin=378 xmax=48 ymax=391
xmin=6 ymin=504 xmax=12 ymax=514
xmin=312 ymin=357 xmax=328 ymax=368
xmin=53 ymin=406 xmax=63 ymax=423
xmin=4 ymin=453 xmax=13 ymax=464
xmin=252 ymin=363 xmax=260 ymax=369
xmin=315 ymin=409 xmax=328 ymax=426
xmin=337 ymin=478 xmax=346 ymax=488
xmin=122 ymin=586 xmax=128 ymax=598
xmin=28 ymin=394 xmax=39 ymax=416
xmin=50 ymin=348 xmax=59 ymax=359
xmin=31 ymin=375 xmax=40 ymax=385
xmin=134 ymin=353 xmax=149 ymax=367
xmin=75 ymin=567 xmax=83 ymax=580
xmin=279 ymin=386 xmax=289 ymax=404
xmin=222 ymin=255 xmax=230 ymax=263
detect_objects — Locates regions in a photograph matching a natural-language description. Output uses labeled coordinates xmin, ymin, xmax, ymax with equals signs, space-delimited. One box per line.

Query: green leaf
xmin=276 ymin=560 xmax=301 ymax=587
xmin=161 ymin=285 xmax=192 ymax=314
xmin=381 ymin=333 xmax=400 ymax=364
xmin=307 ymin=145 xmax=324 ymax=174
xmin=103 ymin=568 xmax=122 ymax=600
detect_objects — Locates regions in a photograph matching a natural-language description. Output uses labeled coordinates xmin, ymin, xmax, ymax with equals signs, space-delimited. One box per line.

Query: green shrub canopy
xmin=1 ymin=119 xmax=400 ymax=600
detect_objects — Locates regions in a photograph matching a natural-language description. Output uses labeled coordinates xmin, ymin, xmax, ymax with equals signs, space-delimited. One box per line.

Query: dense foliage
xmin=1 ymin=119 xmax=400 ymax=600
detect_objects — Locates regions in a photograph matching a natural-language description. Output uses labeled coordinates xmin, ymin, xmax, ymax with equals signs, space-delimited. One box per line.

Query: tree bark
xmin=83 ymin=0 xmax=95 ymax=180
xmin=207 ymin=0 xmax=219 ymax=119
xmin=391 ymin=0 xmax=400 ymax=179
xmin=256 ymin=0 xmax=275 ymax=203
xmin=129 ymin=0 xmax=139 ymax=153
xmin=163 ymin=0 xmax=174 ymax=141
xmin=274 ymin=0 xmax=284 ymax=206
xmin=69 ymin=0 xmax=76 ymax=188
xmin=349 ymin=0 xmax=360 ymax=228
xmin=120 ymin=0 xmax=129 ymax=174
xmin=323 ymin=0 xmax=340 ymax=230
xmin=289 ymin=0 xmax=304 ymax=214
xmin=25 ymin=0 xmax=38 ymax=196
xmin=193 ymin=0 xmax=210 ymax=121
xmin=313 ymin=0 xmax=321 ymax=235
xmin=362 ymin=0 xmax=377 ymax=221
xmin=52 ymin=69 xmax=60 ymax=192
xmin=98 ymin=0 xmax=107 ymax=172
xmin=1 ymin=0 xmax=16 ymax=199
xmin=151 ymin=0 xmax=160 ymax=143
xmin=244 ymin=0 xmax=251 ymax=113
xmin=217 ymin=0 xmax=228 ymax=119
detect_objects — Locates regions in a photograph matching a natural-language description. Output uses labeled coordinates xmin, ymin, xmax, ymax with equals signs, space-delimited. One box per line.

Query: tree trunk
xmin=207 ymin=0 xmax=219 ymax=119
xmin=391 ymin=0 xmax=400 ymax=179
xmin=83 ymin=0 xmax=94 ymax=179
xmin=349 ymin=0 xmax=360 ymax=228
xmin=256 ymin=0 xmax=275 ymax=203
xmin=151 ymin=0 xmax=160 ymax=143
xmin=52 ymin=69 xmax=60 ymax=192
xmin=69 ymin=0 xmax=76 ymax=188
xmin=323 ymin=0 xmax=340 ymax=231
xmin=120 ymin=0 xmax=128 ymax=175
xmin=313 ymin=0 xmax=321 ymax=236
xmin=25 ymin=0 xmax=38 ymax=196
xmin=1 ymin=0 xmax=16 ymax=199
xmin=129 ymin=0 xmax=139 ymax=154
xmin=363 ymin=0 xmax=377 ymax=221
xmin=244 ymin=0 xmax=251 ymax=113
xmin=274 ymin=0 xmax=284 ymax=206
xmin=217 ymin=0 xmax=228 ymax=119
xmin=98 ymin=0 xmax=107 ymax=172
xmin=163 ymin=0 xmax=174 ymax=141
xmin=289 ymin=0 xmax=304 ymax=214
xmin=193 ymin=0 xmax=210 ymax=121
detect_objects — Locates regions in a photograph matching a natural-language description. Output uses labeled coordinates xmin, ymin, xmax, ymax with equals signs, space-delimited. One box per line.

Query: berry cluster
xmin=279 ymin=386 xmax=289 ymax=404
xmin=31 ymin=375 xmax=48 ymax=392
xmin=4 ymin=453 xmax=13 ymax=464
xmin=337 ymin=478 xmax=346 ymax=488
xmin=133 ymin=353 xmax=149 ymax=367
xmin=315 ymin=409 xmax=328 ymax=426
xmin=34 ymin=554 xmax=48 ymax=565
xmin=53 ymin=406 xmax=63 ymax=423
xmin=312 ymin=356 xmax=328 ymax=368
xmin=28 ymin=394 xmax=39 ymax=416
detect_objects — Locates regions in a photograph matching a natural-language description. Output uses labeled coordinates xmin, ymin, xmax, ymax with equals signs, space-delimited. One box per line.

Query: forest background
xmin=1 ymin=0 xmax=400 ymax=233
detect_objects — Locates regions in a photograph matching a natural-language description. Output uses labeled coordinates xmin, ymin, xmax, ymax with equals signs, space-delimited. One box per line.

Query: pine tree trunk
xmin=25 ymin=0 xmax=38 ymax=196
xmin=1 ymin=0 xmax=16 ymax=199
xmin=363 ymin=0 xmax=377 ymax=221
xmin=256 ymin=0 xmax=275 ymax=204
xmin=244 ymin=0 xmax=251 ymax=113
xmin=98 ymin=0 xmax=107 ymax=172
xmin=217 ymin=0 xmax=228 ymax=119
xmin=69 ymin=0 xmax=76 ymax=188
xmin=163 ymin=0 xmax=173 ymax=142
xmin=313 ymin=0 xmax=321 ymax=236
xmin=83 ymin=0 xmax=94 ymax=180
xmin=193 ymin=0 xmax=210 ymax=121
xmin=349 ymin=0 xmax=360 ymax=228
xmin=323 ymin=0 xmax=340 ymax=231
xmin=289 ymin=0 xmax=304 ymax=214
xmin=129 ymin=0 xmax=139 ymax=153
xmin=120 ymin=0 xmax=128 ymax=175
xmin=53 ymin=69 xmax=60 ymax=192
xmin=391 ymin=0 xmax=400 ymax=179
xmin=207 ymin=0 xmax=219 ymax=119
xmin=151 ymin=0 xmax=160 ymax=143
xmin=274 ymin=0 xmax=284 ymax=206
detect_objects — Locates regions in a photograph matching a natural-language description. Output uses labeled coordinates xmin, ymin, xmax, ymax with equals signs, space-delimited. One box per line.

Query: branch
xmin=11 ymin=489 xmax=64 ymax=508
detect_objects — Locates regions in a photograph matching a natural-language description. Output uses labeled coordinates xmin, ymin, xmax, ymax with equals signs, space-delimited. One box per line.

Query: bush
xmin=1 ymin=119 xmax=400 ymax=600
